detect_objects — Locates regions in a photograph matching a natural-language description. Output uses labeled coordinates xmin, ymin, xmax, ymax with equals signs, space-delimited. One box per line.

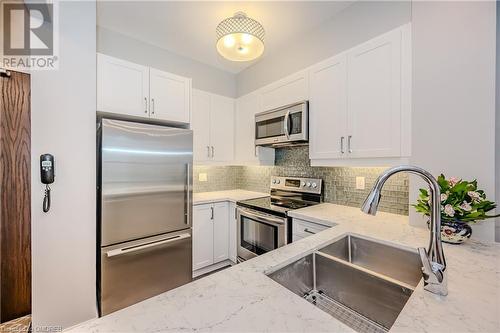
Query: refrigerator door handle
xmin=185 ymin=163 xmax=191 ymax=225
xmin=106 ymin=233 xmax=191 ymax=258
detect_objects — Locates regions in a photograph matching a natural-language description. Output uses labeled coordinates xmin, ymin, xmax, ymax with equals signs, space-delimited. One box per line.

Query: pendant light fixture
xmin=216 ymin=12 xmax=265 ymax=62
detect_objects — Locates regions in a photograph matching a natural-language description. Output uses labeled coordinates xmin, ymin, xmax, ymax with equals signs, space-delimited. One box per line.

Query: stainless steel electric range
xmin=236 ymin=176 xmax=322 ymax=262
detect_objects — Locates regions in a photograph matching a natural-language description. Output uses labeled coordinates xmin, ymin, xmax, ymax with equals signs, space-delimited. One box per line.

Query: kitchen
xmin=0 ymin=1 xmax=498 ymax=332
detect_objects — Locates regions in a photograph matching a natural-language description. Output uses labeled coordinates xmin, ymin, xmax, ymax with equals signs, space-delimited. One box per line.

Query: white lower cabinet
xmin=228 ymin=203 xmax=237 ymax=263
xmin=192 ymin=204 xmax=214 ymax=271
xmin=192 ymin=202 xmax=230 ymax=272
xmin=292 ymin=218 xmax=329 ymax=242
xmin=213 ymin=202 xmax=229 ymax=262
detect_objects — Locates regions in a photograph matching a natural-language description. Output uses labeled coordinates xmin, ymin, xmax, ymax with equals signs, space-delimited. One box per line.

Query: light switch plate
xmin=199 ymin=173 xmax=208 ymax=182
xmin=356 ymin=177 xmax=365 ymax=190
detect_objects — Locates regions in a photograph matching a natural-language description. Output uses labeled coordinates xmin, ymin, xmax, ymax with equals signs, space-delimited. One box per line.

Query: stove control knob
xmin=306 ymin=182 xmax=311 ymax=187
xmin=312 ymin=183 xmax=318 ymax=188
xmin=301 ymin=181 xmax=306 ymax=187
xmin=272 ymin=179 xmax=276 ymax=184
xmin=276 ymin=179 xmax=281 ymax=184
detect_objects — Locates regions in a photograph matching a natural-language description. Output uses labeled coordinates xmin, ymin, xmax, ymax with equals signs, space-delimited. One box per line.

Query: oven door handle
xmin=238 ymin=207 xmax=286 ymax=226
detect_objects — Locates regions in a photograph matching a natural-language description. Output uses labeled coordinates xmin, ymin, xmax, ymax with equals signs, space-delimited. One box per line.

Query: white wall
xmin=236 ymin=1 xmax=411 ymax=97
xmin=31 ymin=1 xmax=97 ymax=329
xmin=496 ymin=3 xmax=500 ymax=242
xmin=495 ymin=0 xmax=500 ymax=242
xmin=97 ymin=26 xmax=237 ymax=98
xmin=410 ymin=1 xmax=497 ymax=242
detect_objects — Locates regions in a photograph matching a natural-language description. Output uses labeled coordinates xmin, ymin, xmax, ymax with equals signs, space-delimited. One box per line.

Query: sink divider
xmin=314 ymin=251 xmax=416 ymax=291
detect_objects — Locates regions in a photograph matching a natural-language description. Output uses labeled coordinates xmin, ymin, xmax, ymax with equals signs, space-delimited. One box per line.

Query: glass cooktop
xmin=237 ymin=196 xmax=315 ymax=217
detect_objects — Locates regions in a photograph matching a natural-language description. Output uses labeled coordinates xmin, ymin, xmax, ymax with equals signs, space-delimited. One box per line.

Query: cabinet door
xmin=210 ymin=95 xmax=234 ymax=162
xmin=260 ymin=70 xmax=308 ymax=111
xmin=234 ymin=92 xmax=275 ymax=165
xmin=97 ymin=54 xmax=149 ymax=117
xmin=346 ymin=29 xmax=402 ymax=158
xmin=309 ymin=54 xmax=348 ymax=160
xmin=213 ymin=202 xmax=229 ymax=263
xmin=192 ymin=204 xmax=214 ymax=271
xmin=150 ymin=68 xmax=191 ymax=123
xmin=191 ymin=90 xmax=212 ymax=162
xmin=228 ymin=203 xmax=237 ymax=263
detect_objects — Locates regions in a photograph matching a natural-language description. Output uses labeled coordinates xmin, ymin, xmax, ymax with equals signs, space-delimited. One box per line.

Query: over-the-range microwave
xmin=254 ymin=101 xmax=308 ymax=147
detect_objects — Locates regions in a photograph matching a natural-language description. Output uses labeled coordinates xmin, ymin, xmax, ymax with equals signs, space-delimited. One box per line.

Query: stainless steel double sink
xmin=267 ymin=234 xmax=422 ymax=333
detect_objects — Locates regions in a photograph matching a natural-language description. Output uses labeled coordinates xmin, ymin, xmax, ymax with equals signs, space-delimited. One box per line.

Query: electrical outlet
xmin=356 ymin=177 xmax=365 ymax=190
xmin=198 ymin=173 xmax=208 ymax=182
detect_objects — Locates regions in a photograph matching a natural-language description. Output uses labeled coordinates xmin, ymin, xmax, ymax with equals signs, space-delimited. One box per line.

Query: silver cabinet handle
xmin=211 ymin=146 xmax=214 ymax=158
xmin=284 ymin=110 xmax=291 ymax=139
xmin=206 ymin=146 xmax=210 ymax=158
xmin=144 ymin=97 xmax=148 ymax=114
xmin=106 ymin=233 xmax=191 ymax=257
xmin=348 ymin=135 xmax=352 ymax=153
xmin=211 ymin=206 xmax=214 ymax=220
xmin=185 ymin=163 xmax=191 ymax=225
xmin=304 ymin=228 xmax=316 ymax=235
xmin=340 ymin=136 xmax=345 ymax=154
xmin=254 ymin=146 xmax=258 ymax=157
xmin=151 ymin=98 xmax=155 ymax=115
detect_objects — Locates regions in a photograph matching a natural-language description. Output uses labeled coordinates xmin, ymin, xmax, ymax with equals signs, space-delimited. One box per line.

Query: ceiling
xmin=97 ymin=1 xmax=353 ymax=74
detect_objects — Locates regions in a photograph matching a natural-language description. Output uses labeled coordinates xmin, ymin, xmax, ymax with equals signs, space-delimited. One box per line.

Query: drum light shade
xmin=216 ymin=12 xmax=265 ymax=62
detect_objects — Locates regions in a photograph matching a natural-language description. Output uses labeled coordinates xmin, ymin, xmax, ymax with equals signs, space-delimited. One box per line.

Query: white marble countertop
xmin=68 ymin=203 xmax=500 ymax=333
xmin=193 ymin=190 xmax=268 ymax=205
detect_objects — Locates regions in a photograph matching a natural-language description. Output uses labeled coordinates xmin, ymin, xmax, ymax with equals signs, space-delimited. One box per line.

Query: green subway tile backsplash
xmin=193 ymin=146 xmax=409 ymax=215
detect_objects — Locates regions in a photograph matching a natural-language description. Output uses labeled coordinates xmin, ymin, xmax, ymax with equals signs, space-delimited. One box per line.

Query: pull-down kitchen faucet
xmin=361 ymin=165 xmax=448 ymax=296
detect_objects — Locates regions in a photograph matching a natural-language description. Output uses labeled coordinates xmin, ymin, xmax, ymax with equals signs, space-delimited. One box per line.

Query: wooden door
xmin=97 ymin=53 xmax=150 ymax=117
xmin=0 ymin=70 xmax=31 ymax=322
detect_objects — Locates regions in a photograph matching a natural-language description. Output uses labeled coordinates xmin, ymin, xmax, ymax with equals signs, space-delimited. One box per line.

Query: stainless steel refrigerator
xmin=97 ymin=118 xmax=193 ymax=316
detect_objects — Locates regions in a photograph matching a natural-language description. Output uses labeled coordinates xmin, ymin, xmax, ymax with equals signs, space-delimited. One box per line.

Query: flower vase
xmin=428 ymin=219 xmax=472 ymax=244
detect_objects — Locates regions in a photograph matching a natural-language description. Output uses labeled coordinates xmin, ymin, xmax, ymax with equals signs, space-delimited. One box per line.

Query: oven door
xmin=236 ymin=207 xmax=287 ymax=261
xmin=255 ymin=102 xmax=308 ymax=146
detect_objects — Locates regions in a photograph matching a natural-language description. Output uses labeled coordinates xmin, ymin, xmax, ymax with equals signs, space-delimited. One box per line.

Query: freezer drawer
xmin=100 ymin=229 xmax=192 ymax=316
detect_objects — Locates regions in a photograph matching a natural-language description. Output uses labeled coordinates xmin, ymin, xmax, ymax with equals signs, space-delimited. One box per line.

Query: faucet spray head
xmin=361 ymin=189 xmax=381 ymax=215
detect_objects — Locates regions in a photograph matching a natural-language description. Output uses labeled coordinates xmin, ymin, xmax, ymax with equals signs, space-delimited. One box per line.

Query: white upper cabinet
xmin=192 ymin=89 xmax=234 ymax=164
xmin=346 ymin=28 xmax=402 ymax=158
xmin=308 ymin=24 xmax=411 ymax=165
xmin=210 ymin=95 xmax=235 ymax=162
xmin=309 ymin=54 xmax=348 ymax=160
xmin=97 ymin=54 xmax=191 ymax=124
xmin=234 ymin=92 xmax=275 ymax=165
xmin=97 ymin=54 xmax=149 ymax=117
xmin=149 ymin=68 xmax=191 ymax=123
xmin=192 ymin=90 xmax=211 ymax=162
xmin=260 ymin=70 xmax=309 ymax=111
